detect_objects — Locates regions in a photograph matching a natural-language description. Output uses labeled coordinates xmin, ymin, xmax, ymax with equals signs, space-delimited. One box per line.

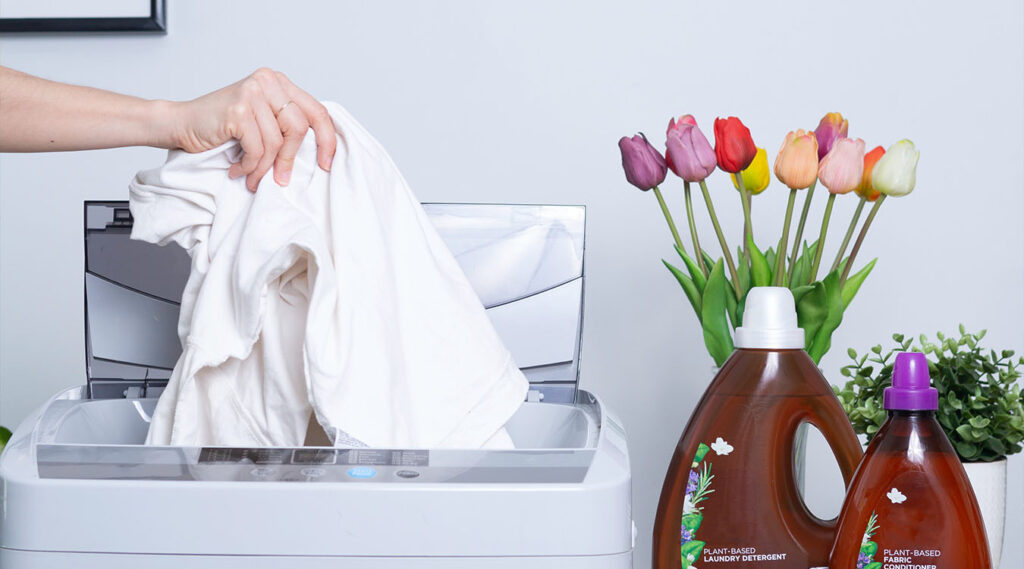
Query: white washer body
xmin=0 ymin=388 xmax=632 ymax=568
xmin=0 ymin=202 xmax=633 ymax=567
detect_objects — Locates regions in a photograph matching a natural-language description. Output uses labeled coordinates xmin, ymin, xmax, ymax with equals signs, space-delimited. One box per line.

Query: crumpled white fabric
xmin=129 ymin=102 xmax=528 ymax=449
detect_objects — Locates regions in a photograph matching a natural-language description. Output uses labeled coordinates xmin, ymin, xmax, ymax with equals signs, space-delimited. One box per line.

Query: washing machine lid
xmin=84 ymin=201 xmax=585 ymax=402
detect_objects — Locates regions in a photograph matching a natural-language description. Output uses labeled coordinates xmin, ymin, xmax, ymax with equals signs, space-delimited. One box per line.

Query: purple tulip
xmin=666 ymin=123 xmax=717 ymax=182
xmin=618 ymin=134 xmax=667 ymax=191
xmin=813 ymin=112 xmax=849 ymax=159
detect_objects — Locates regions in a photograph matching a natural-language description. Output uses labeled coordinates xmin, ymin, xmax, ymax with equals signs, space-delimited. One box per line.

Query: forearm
xmin=0 ymin=66 xmax=179 ymax=152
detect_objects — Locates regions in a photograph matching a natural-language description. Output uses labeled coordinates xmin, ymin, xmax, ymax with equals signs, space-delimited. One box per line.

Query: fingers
xmin=274 ymin=106 xmax=307 ymax=186
xmin=276 ymin=71 xmax=338 ymax=172
xmin=245 ymin=101 xmax=284 ymax=191
xmin=228 ymin=112 xmax=264 ymax=184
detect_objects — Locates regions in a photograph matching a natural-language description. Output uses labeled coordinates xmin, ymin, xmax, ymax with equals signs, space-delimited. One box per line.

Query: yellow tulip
xmin=730 ymin=147 xmax=770 ymax=195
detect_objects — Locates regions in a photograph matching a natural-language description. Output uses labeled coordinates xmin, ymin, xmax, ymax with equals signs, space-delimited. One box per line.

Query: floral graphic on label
xmin=886 ymin=488 xmax=907 ymax=504
xmin=710 ymin=437 xmax=734 ymax=456
xmin=855 ymin=511 xmax=882 ymax=569
xmin=678 ymin=440 xmax=727 ymax=568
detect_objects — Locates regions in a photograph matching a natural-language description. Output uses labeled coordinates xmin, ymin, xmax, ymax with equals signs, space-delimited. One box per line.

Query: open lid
xmin=84 ymin=201 xmax=586 ymax=403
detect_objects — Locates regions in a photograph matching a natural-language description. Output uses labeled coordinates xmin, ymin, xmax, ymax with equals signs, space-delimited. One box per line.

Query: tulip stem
xmin=840 ymin=195 xmax=886 ymax=286
xmin=808 ymin=193 xmax=836 ymax=282
xmin=775 ymin=189 xmax=798 ymax=286
xmin=735 ymin=173 xmax=753 ymax=266
xmin=831 ymin=197 xmax=866 ymax=272
xmin=652 ymin=185 xmax=686 ymax=256
xmin=683 ymin=181 xmax=707 ymax=277
xmin=787 ymin=180 xmax=816 ymax=284
xmin=698 ymin=180 xmax=743 ymax=300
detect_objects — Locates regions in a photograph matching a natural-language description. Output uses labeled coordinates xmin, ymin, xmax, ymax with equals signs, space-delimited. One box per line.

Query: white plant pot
xmin=962 ymin=458 xmax=1006 ymax=569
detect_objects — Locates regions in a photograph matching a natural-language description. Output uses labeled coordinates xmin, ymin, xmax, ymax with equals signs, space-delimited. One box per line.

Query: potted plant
xmin=835 ymin=327 xmax=1024 ymax=568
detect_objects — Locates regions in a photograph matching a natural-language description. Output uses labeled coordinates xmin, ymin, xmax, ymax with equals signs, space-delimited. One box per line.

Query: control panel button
xmin=347 ymin=466 xmax=377 ymax=479
xmin=395 ymin=470 xmax=420 ymax=479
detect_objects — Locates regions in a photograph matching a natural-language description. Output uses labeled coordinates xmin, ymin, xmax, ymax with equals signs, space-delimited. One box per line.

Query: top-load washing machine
xmin=0 ymin=202 xmax=633 ymax=568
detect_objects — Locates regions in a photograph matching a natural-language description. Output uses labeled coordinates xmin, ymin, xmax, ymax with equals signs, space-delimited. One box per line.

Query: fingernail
xmin=325 ymin=156 xmax=333 ymax=172
xmin=277 ymin=169 xmax=291 ymax=186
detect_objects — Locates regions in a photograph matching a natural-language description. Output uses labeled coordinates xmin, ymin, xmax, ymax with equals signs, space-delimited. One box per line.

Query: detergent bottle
xmin=829 ymin=352 xmax=991 ymax=569
xmin=653 ymin=287 xmax=863 ymax=569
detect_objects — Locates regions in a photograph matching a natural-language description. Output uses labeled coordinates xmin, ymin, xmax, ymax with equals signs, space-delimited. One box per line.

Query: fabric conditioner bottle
xmin=829 ymin=352 xmax=991 ymax=569
xmin=653 ymin=287 xmax=864 ymax=569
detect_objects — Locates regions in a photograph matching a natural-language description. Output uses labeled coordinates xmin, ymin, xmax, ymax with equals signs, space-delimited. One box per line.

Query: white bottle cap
xmin=734 ymin=287 xmax=806 ymax=349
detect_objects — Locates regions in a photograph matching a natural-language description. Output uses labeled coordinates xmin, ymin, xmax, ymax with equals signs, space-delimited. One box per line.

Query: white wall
xmin=1 ymin=1 xmax=1021 ymax=567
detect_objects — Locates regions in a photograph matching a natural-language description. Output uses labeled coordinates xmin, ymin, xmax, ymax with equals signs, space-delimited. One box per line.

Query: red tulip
xmin=713 ymin=117 xmax=758 ymax=173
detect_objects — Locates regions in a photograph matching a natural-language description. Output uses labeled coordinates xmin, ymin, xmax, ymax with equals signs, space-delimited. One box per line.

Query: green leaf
xmin=807 ymin=269 xmax=845 ymax=364
xmin=664 ymin=260 xmax=702 ymax=321
xmin=861 ymin=541 xmax=878 ymax=556
xmin=791 ymin=284 xmax=815 ymax=305
xmin=841 ymin=258 xmax=877 ymax=309
xmin=692 ymin=443 xmax=710 ymax=466
xmin=675 ymin=245 xmax=707 ymax=293
xmin=736 ymin=246 xmax=751 ymax=295
xmin=681 ymin=512 xmax=703 ymax=532
xmin=0 ymin=426 xmax=11 ymax=455
xmin=701 ymin=260 xmax=735 ymax=367
xmin=969 ymin=416 xmax=991 ymax=429
xmin=865 ymin=563 xmax=883 ymax=569
xmin=747 ymin=235 xmax=771 ymax=287
xmin=680 ymin=541 xmax=706 ymax=566
xmin=795 ymin=281 xmax=826 ymax=355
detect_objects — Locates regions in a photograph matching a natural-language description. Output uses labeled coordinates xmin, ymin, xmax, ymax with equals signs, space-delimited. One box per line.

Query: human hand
xmin=169 ymin=68 xmax=337 ymax=191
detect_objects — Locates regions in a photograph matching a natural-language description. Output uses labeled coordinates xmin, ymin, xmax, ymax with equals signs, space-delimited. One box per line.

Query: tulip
xmin=771 ymin=130 xmax=819 ymax=284
xmin=730 ymin=146 xmax=768 ymax=263
xmin=855 ymin=146 xmax=886 ymax=202
xmin=872 ymin=139 xmax=919 ymax=197
xmin=666 ymin=124 xmax=717 ymax=183
xmin=618 ymin=133 xmax=686 ymax=256
xmin=840 ymin=140 xmax=920 ymax=285
xmin=774 ymin=129 xmax=819 ymax=190
xmin=667 ymin=114 xmax=698 ymax=134
xmin=807 ymin=138 xmax=866 ymax=281
xmin=618 ymin=133 xmax=667 ymax=191
xmin=814 ymin=112 xmax=849 ymax=160
xmin=818 ymin=137 xmax=866 ymax=195
xmin=730 ymin=147 xmax=770 ymax=195
xmin=714 ymin=117 xmax=757 ymax=173
xmin=833 ymin=145 xmax=885 ymax=272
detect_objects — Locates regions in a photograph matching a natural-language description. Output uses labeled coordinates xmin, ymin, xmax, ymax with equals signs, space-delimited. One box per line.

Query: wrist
xmin=144 ymin=99 xmax=183 ymax=149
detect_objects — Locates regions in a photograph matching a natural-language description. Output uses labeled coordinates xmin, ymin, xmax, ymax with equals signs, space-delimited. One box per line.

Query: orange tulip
xmin=855 ymin=146 xmax=885 ymax=201
xmin=773 ymin=130 xmax=819 ymax=190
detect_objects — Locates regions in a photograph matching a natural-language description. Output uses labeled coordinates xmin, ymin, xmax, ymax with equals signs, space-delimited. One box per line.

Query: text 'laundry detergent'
xmin=653 ymin=286 xmax=863 ymax=569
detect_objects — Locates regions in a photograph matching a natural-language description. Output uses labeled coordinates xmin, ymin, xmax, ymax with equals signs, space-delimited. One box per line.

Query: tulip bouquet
xmin=618 ymin=113 xmax=919 ymax=366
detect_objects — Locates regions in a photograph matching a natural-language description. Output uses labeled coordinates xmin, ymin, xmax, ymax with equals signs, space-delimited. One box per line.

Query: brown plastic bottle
xmin=829 ymin=352 xmax=991 ymax=569
xmin=653 ymin=287 xmax=863 ymax=569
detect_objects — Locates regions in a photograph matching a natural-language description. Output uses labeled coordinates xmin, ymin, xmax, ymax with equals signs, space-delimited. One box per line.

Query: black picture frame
xmin=0 ymin=0 xmax=165 ymax=33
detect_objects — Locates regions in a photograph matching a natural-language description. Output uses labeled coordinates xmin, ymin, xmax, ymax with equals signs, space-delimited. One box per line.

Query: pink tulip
xmin=818 ymin=137 xmax=866 ymax=194
xmin=618 ymin=134 xmax=667 ymax=191
xmin=665 ymin=122 xmax=717 ymax=183
xmin=667 ymin=114 xmax=698 ymax=135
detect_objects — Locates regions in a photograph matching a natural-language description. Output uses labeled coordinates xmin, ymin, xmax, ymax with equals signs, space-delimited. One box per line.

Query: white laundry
xmin=129 ymin=102 xmax=528 ymax=449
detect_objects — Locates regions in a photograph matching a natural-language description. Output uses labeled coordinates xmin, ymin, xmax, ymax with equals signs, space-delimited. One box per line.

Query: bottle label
xmin=679 ymin=436 xmax=747 ymax=568
xmin=854 ymin=489 xmax=944 ymax=569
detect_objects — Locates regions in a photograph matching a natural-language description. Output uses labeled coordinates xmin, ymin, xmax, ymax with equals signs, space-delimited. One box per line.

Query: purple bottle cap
xmin=884 ymin=352 xmax=939 ymax=411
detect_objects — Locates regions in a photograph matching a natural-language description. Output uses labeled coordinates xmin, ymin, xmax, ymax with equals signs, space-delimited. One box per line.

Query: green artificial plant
xmin=835 ymin=327 xmax=1024 ymax=462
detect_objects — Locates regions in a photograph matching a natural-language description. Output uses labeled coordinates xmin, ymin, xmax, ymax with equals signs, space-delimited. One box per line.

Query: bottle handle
xmin=778 ymin=396 xmax=864 ymax=549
